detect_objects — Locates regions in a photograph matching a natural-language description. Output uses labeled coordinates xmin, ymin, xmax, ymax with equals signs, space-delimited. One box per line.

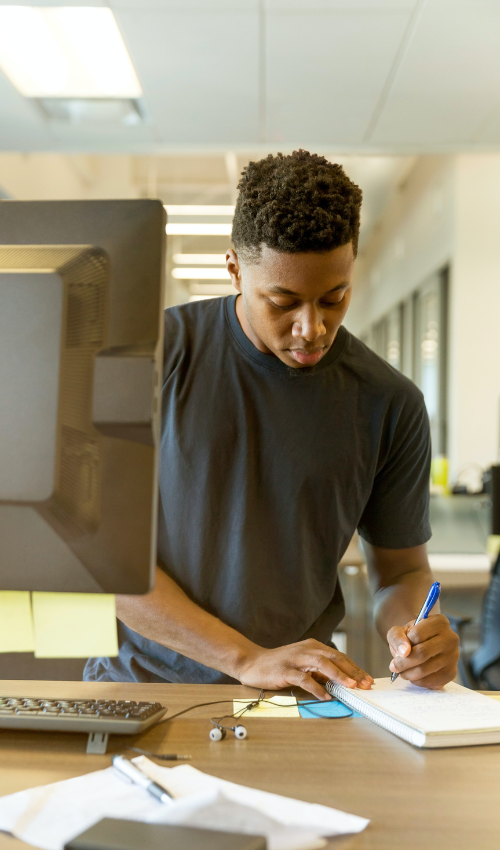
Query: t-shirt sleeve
xmin=357 ymin=389 xmax=432 ymax=549
xmin=163 ymin=307 xmax=187 ymax=383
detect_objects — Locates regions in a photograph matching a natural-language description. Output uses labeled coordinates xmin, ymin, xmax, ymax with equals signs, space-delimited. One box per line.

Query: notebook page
xmin=347 ymin=677 xmax=500 ymax=734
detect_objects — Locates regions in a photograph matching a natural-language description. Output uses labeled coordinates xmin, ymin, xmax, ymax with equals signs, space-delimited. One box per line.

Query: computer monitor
xmin=0 ymin=200 xmax=165 ymax=594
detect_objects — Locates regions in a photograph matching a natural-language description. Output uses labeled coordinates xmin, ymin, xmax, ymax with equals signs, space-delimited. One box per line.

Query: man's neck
xmin=235 ymin=294 xmax=273 ymax=355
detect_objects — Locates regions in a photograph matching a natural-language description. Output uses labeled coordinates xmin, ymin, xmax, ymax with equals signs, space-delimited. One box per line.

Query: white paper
xmin=351 ymin=677 xmax=500 ymax=733
xmin=136 ymin=758 xmax=367 ymax=838
xmin=0 ymin=758 xmax=368 ymax=850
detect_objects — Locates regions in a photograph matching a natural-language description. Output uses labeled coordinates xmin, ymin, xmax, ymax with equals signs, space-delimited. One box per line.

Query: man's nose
xmin=292 ymin=307 xmax=326 ymax=341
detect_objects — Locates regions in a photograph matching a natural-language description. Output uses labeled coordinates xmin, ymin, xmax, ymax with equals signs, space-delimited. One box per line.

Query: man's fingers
xmin=387 ymin=625 xmax=412 ymax=659
xmin=391 ymin=651 xmax=444 ymax=682
xmin=324 ymin=652 xmax=374 ymax=686
xmin=300 ymin=640 xmax=373 ymax=684
xmin=406 ymin=613 xmax=452 ymax=644
xmin=286 ymin=669 xmax=331 ymax=701
xmin=303 ymin=653 xmax=373 ymax=689
xmin=404 ymin=666 xmax=457 ymax=690
xmin=389 ymin=634 xmax=443 ymax=673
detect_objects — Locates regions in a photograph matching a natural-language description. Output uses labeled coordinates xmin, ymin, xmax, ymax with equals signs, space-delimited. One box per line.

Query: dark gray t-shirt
xmin=85 ymin=296 xmax=431 ymax=684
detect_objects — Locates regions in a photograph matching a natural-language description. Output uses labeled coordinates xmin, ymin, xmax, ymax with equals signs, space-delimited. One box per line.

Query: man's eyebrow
xmin=267 ymin=283 xmax=348 ymax=295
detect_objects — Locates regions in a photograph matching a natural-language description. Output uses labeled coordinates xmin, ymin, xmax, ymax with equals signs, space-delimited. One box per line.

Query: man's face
xmin=227 ymin=242 xmax=355 ymax=368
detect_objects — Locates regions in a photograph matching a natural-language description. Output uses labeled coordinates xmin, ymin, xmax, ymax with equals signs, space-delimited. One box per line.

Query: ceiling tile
xmin=0 ymin=74 xmax=54 ymax=151
xmin=371 ymin=5 xmax=500 ymax=147
xmin=0 ymin=0 xmax=106 ymax=6
xmin=473 ymin=109 xmax=500 ymax=145
xmin=110 ymin=1 xmax=259 ymax=9
xmin=115 ymin=9 xmax=260 ymax=144
xmin=266 ymin=9 xmax=411 ymax=144
xmin=267 ymin=1 xmax=415 ymax=9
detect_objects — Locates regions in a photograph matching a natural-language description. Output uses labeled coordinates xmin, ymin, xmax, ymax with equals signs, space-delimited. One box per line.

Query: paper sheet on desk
xmin=0 ymin=757 xmax=368 ymax=850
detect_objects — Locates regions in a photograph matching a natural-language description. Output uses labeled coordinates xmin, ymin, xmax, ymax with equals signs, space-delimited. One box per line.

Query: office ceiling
xmin=0 ymin=0 xmax=499 ymax=154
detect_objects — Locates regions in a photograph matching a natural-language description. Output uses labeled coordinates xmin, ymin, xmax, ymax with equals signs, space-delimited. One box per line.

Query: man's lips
xmin=288 ymin=348 xmax=325 ymax=366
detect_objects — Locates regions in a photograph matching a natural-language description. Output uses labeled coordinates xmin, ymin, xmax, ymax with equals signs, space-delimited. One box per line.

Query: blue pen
xmin=391 ymin=581 xmax=441 ymax=683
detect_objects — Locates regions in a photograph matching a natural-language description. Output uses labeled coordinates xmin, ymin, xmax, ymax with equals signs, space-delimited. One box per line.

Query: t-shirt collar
xmin=225 ymin=294 xmax=347 ymax=374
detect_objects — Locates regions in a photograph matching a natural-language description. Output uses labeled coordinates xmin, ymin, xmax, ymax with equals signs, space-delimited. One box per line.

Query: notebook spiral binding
xmin=325 ymin=681 xmax=426 ymax=748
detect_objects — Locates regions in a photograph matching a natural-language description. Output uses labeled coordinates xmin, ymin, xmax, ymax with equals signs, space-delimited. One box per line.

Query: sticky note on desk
xmin=0 ymin=591 xmax=35 ymax=653
xmin=32 ymin=593 xmax=118 ymax=658
xmin=298 ymin=699 xmax=362 ymax=718
xmin=233 ymin=696 xmax=300 ymax=717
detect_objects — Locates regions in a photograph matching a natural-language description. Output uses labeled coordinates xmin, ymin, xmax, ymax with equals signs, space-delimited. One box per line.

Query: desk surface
xmin=0 ymin=681 xmax=499 ymax=850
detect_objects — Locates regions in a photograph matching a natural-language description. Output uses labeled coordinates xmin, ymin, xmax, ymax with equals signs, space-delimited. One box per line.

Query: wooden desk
xmin=0 ymin=681 xmax=499 ymax=850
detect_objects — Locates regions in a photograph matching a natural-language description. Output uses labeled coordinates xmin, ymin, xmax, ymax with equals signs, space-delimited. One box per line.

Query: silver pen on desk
xmin=112 ymin=755 xmax=174 ymax=804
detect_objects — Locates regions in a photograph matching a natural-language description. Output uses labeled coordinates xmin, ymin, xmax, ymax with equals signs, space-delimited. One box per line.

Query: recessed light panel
xmin=172 ymin=268 xmax=231 ymax=280
xmin=0 ymin=6 xmax=141 ymax=98
xmin=166 ymin=224 xmax=232 ymax=236
xmin=173 ymin=254 xmax=227 ymax=265
xmin=165 ymin=206 xmax=235 ymax=216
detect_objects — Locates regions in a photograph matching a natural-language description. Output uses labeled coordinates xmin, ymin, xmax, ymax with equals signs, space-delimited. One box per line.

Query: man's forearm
xmin=116 ymin=565 xmax=376 ymax=699
xmin=363 ymin=542 xmax=436 ymax=642
xmin=372 ymin=566 xmax=436 ymax=640
xmin=116 ymin=566 xmax=258 ymax=679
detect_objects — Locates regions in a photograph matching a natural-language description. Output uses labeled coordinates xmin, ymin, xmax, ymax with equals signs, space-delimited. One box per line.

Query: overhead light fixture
xmin=166 ymin=224 xmax=232 ymax=236
xmin=38 ymin=97 xmax=142 ymax=125
xmin=172 ymin=268 xmax=230 ymax=280
xmin=173 ymin=254 xmax=227 ymax=265
xmin=189 ymin=283 xmax=236 ymax=296
xmin=165 ymin=206 xmax=235 ymax=216
xmin=0 ymin=7 xmax=141 ymax=98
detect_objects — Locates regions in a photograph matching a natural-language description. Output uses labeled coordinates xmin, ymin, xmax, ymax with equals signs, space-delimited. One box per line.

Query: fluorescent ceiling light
xmin=172 ymin=268 xmax=231 ymax=280
xmin=38 ymin=97 xmax=142 ymax=124
xmin=173 ymin=254 xmax=227 ymax=265
xmin=165 ymin=206 xmax=234 ymax=216
xmin=0 ymin=7 xmax=141 ymax=98
xmin=166 ymin=224 xmax=232 ymax=236
xmin=189 ymin=283 xmax=235 ymax=296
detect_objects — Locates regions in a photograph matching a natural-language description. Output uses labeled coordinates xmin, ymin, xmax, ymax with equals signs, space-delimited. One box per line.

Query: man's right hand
xmin=236 ymin=638 xmax=374 ymax=700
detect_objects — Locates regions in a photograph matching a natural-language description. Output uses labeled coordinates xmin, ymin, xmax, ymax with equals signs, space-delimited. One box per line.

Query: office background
xmin=0 ymin=0 xmax=498 ymax=679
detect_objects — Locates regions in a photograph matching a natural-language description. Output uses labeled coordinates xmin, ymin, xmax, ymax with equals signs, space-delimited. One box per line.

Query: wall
xmin=348 ymin=156 xmax=455 ymax=334
xmin=349 ymin=153 xmax=500 ymax=482
xmin=451 ymin=155 xmax=500 ymax=476
xmin=0 ymin=153 xmax=139 ymax=201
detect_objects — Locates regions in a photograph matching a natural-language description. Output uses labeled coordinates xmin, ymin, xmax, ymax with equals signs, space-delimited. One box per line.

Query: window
xmin=361 ymin=266 xmax=449 ymax=457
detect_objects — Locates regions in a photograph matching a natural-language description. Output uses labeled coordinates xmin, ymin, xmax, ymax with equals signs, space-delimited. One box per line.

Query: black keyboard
xmin=0 ymin=697 xmax=167 ymax=752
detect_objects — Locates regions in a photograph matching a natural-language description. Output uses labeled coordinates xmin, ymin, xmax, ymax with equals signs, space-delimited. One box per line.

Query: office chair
xmin=447 ymin=551 xmax=500 ymax=689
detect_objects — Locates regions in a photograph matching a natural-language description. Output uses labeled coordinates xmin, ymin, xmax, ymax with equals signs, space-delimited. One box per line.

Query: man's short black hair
xmin=231 ymin=149 xmax=362 ymax=263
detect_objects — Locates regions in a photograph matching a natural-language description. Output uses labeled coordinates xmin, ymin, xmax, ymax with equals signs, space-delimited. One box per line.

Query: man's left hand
xmin=387 ymin=614 xmax=459 ymax=689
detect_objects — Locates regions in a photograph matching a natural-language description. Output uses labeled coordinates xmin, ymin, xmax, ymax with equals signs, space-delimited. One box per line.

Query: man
xmin=85 ymin=150 xmax=459 ymax=697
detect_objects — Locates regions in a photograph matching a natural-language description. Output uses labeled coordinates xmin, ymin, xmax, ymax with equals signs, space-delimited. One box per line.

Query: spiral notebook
xmin=326 ymin=677 xmax=500 ymax=748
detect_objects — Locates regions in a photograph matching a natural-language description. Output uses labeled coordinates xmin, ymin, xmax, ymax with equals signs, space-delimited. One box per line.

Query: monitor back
xmin=0 ymin=200 xmax=165 ymax=593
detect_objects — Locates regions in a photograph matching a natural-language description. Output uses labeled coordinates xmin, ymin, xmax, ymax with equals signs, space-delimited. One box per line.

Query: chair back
xmin=470 ymin=552 xmax=500 ymax=689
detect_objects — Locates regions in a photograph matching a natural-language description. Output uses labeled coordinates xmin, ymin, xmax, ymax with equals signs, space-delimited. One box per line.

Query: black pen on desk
xmin=391 ymin=581 xmax=441 ymax=683
xmin=112 ymin=755 xmax=174 ymax=803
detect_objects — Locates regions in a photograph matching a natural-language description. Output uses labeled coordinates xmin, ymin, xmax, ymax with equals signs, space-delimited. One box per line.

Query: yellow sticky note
xmin=233 ymin=696 xmax=300 ymax=718
xmin=0 ymin=591 xmax=35 ymax=653
xmin=32 ymin=593 xmax=118 ymax=658
xmin=487 ymin=535 xmax=500 ymax=560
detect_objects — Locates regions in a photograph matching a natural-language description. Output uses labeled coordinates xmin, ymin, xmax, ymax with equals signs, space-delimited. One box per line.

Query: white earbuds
xmin=209 ymin=722 xmax=247 ymax=741
xmin=209 ymin=726 xmax=226 ymax=741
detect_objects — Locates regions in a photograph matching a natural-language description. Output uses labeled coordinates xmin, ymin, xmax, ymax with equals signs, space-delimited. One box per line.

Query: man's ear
xmin=226 ymin=249 xmax=242 ymax=293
